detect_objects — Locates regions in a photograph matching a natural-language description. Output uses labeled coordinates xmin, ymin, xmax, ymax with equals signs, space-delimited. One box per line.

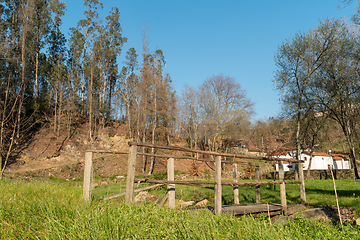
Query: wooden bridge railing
xmin=83 ymin=141 xmax=306 ymax=215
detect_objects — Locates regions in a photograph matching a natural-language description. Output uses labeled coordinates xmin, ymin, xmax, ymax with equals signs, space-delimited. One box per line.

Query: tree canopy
xmin=273 ymin=18 xmax=360 ymax=178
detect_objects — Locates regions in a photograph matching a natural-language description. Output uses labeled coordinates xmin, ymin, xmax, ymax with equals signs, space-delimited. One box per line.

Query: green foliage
xmin=150 ymin=170 xmax=167 ymax=191
xmin=151 ymin=170 xmax=167 ymax=180
xmin=1 ymin=180 xmax=360 ymax=239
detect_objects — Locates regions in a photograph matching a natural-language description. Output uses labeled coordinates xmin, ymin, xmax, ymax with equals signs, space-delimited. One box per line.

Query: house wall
xmin=334 ymin=160 xmax=351 ymax=169
xmin=275 ymin=162 xmax=295 ymax=172
xmin=275 ymin=153 xmax=350 ymax=171
xmin=301 ymin=154 xmax=334 ymax=170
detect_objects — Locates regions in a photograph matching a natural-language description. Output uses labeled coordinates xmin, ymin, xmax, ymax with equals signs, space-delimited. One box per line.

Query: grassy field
xmin=92 ymin=178 xmax=360 ymax=212
xmin=1 ymin=179 xmax=360 ymax=239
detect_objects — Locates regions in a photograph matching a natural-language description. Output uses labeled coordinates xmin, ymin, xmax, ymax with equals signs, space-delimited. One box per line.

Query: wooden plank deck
xmin=192 ymin=203 xmax=283 ymax=216
xmin=221 ymin=203 xmax=282 ymax=215
xmin=192 ymin=203 xmax=307 ymax=217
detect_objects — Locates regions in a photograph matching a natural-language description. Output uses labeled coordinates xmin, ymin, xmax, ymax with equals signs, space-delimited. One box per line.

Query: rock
xmin=273 ymin=208 xmax=329 ymax=225
xmin=286 ymin=204 xmax=307 ymax=215
xmin=134 ymin=191 xmax=154 ymax=204
xmin=195 ymin=199 xmax=209 ymax=206
xmin=116 ymin=176 xmax=125 ymax=179
xmin=100 ymin=181 xmax=108 ymax=185
xmin=356 ymin=217 xmax=360 ymax=225
xmin=179 ymin=200 xmax=195 ymax=208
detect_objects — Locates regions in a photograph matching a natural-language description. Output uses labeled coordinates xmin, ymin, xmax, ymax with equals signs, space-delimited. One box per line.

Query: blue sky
xmin=61 ymin=0 xmax=356 ymax=121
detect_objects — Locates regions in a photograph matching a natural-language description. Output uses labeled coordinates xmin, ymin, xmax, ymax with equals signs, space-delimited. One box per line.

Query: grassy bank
xmin=1 ymin=180 xmax=360 ymax=239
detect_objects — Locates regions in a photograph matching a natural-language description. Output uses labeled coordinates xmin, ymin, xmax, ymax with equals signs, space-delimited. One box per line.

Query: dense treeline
xmin=0 ymin=0 xmax=178 ymax=176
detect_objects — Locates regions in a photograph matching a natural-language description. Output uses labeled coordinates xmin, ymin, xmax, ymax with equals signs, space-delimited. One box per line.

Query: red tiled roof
xmin=268 ymin=147 xmax=295 ymax=157
xmin=302 ymin=151 xmax=330 ymax=157
xmin=333 ymin=153 xmax=349 ymax=158
xmin=313 ymin=152 xmax=330 ymax=157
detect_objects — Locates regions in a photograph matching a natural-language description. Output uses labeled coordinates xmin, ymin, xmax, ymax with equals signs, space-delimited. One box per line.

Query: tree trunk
xmin=295 ymin=107 xmax=302 ymax=180
xmin=54 ymin=87 xmax=57 ymax=134
xmin=17 ymin=0 xmax=31 ymax=145
xmin=89 ymin=52 xmax=94 ymax=145
xmin=148 ymin=85 xmax=157 ymax=175
xmin=306 ymin=152 xmax=314 ymax=179
xmin=343 ymin=126 xmax=359 ymax=179
xmin=35 ymin=51 xmax=39 ymax=99
xmin=57 ymin=82 xmax=62 ymax=140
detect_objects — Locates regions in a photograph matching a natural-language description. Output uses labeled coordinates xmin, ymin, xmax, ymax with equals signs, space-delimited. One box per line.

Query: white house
xmin=273 ymin=149 xmax=351 ymax=172
xmin=332 ymin=154 xmax=351 ymax=170
xmin=271 ymin=147 xmax=297 ymax=172
xmin=301 ymin=151 xmax=333 ymax=170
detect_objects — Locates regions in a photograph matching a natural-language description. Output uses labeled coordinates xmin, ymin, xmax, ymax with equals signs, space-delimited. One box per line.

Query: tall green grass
xmin=1 ymin=180 xmax=360 ymax=239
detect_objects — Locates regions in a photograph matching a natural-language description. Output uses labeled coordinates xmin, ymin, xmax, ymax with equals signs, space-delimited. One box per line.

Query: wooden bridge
xmin=83 ymin=141 xmax=306 ymax=215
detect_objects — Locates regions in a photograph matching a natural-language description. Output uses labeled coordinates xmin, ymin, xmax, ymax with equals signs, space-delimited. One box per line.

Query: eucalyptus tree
xmin=47 ymin=0 xmax=66 ymax=138
xmin=76 ymin=0 xmax=103 ymax=143
xmin=97 ymin=7 xmax=126 ymax=127
xmin=144 ymin=49 xmax=176 ymax=174
xmin=0 ymin=0 xmax=34 ymax=178
xmin=134 ymin=31 xmax=175 ymax=174
xmin=0 ymin=1 xmax=21 ymax=177
xmin=31 ymin=0 xmax=51 ymax=99
xmin=119 ymin=47 xmax=138 ymax=139
xmin=16 ymin=0 xmax=33 ymax=144
xmin=77 ymin=0 xmax=103 ymax=106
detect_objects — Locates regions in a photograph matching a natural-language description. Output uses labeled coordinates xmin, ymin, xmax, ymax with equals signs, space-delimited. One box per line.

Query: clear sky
xmin=61 ymin=0 xmax=356 ymax=121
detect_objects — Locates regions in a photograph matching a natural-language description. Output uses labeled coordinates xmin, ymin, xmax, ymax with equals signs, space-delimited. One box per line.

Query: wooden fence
xmin=83 ymin=141 xmax=306 ymax=215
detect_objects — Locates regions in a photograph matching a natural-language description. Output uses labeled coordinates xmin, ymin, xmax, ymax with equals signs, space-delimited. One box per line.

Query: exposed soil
xmin=3 ymin=123 xmax=130 ymax=180
xmin=310 ymin=205 xmax=357 ymax=224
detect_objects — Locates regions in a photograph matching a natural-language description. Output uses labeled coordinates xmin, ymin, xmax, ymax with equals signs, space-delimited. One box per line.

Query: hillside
xmin=2 ymin=121 xmax=270 ymax=182
xmin=3 ymin=123 xmax=129 ymax=180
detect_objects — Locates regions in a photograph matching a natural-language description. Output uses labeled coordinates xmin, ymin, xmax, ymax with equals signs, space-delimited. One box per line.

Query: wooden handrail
xmin=134 ymin=178 xmax=301 ymax=186
xmin=128 ymin=141 xmax=303 ymax=163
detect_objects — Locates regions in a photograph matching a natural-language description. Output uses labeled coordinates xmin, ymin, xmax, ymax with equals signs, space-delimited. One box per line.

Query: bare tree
xmin=200 ymin=74 xmax=253 ymax=152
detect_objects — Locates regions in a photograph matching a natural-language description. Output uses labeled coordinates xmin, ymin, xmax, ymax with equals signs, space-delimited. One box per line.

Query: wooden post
xmin=279 ymin=161 xmax=287 ymax=214
xmin=294 ymin=163 xmax=299 ymax=180
xmin=214 ymin=156 xmax=222 ymax=214
xmin=298 ymin=163 xmax=306 ymax=204
xmin=167 ymin=157 xmax=175 ymax=209
xmin=83 ymin=151 xmax=93 ymax=202
xmin=329 ymin=165 xmax=344 ymax=233
xmin=125 ymin=144 xmax=137 ymax=204
xmin=233 ymin=163 xmax=239 ymax=204
xmin=255 ymin=167 xmax=260 ymax=203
